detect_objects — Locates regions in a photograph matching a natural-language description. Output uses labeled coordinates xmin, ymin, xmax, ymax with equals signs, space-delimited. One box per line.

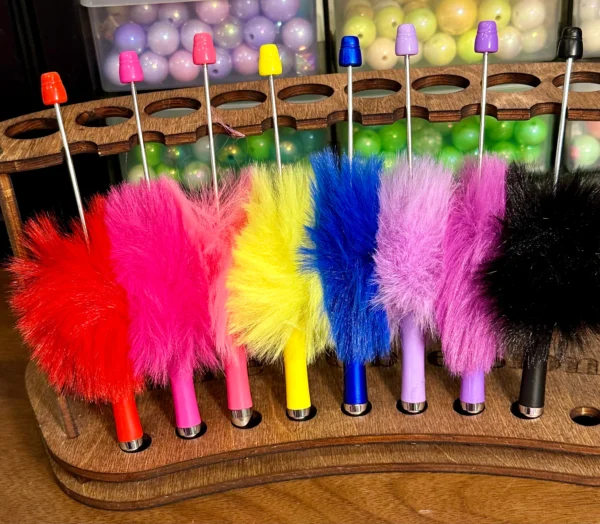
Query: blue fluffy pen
xmin=305 ymin=149 xmax=390 ymax=415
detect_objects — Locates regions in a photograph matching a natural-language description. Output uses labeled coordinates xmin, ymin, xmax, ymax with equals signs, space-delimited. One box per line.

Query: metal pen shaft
xmin=54 ymin=103 xmax=88 ymax=243
xmin=203 ymin=64 xmax=219 ymax=211
xmin=478 ymin=52 xmax=489 ymax=172
xmin=348 ymin=65 xmax=353 ymax=162
xmin=130 ymin=81 xmax=150 ymax=184
xmin=554 ymin=57 xmax=573 ymax=189
xmin=405 ymin=55 xmax=412 ymax=173
xmin=269 ymin=75 xmax=282 ymax=178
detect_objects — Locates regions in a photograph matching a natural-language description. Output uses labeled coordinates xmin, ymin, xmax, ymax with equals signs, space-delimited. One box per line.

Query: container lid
xmin=80 ymin=0 xmax=195 ymax=7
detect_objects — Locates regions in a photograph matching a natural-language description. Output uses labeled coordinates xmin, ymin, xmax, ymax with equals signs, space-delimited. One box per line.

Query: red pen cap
xmin=41 ymin=72 xmax=67 ymax=106
xmin=193 ymin=33 xmax=216 ymax=65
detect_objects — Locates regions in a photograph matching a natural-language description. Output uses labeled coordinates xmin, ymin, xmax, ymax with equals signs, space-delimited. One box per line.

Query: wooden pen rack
xmin=5 ymin=62 xmax=600 ymax=509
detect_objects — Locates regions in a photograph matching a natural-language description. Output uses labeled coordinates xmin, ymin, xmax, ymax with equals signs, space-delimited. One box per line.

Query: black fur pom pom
xmin=482 ymin=163 xmax=600 ymax=364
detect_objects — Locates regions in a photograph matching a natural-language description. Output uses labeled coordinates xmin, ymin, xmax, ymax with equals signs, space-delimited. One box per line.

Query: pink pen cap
xmin=193 ymin=33 xmax=217 ymax=65
xmin=119 ymin=51 xmax=144 ymax=84
xmin=475 ymin=21 xmax=498 ymax=54
xmin=395 ymin=24 xmax=418 ymax=57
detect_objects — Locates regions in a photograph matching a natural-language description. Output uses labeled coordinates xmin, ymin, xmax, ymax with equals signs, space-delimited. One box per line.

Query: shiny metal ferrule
xmin=343 ymin=402 xmax=369 ymax=416
xmin=460 ymin=401 xmax=485 ymax=415
xmin=176 ymin=424 xmax=203 ymax=439
xmin=400 ymin=400 xmax=427 ymax=414
xmin=119 ymin=436 xmax=145 ymax=453
xmin=231 ymin=408 xmax=253 ymax=428
xmin=518 ymin=404 xmax=544 ymax=419
xmin=287 ymin=407 xmax=312 ymax=421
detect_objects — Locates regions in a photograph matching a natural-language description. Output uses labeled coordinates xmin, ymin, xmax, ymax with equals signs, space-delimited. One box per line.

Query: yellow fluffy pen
xmin=227 ymin=162 xmax=330 ymax=420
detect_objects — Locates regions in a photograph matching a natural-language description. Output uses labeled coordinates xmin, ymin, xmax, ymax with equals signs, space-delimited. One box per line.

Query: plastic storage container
xmin=572 ymin=0 xmax=600 ymax=58
xmin=81 ymin=0 xmax=320 ymax=92
xmin=333 ymin=0 xmax=562 ymax=71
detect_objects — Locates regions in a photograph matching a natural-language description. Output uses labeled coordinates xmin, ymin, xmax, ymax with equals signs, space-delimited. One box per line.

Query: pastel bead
xmin=577 ymin=0 xmax=600 ymax=20
xmin=196 ymin=0 xmax=230 ymax=24
xmin=586 ymin=121 xmax=600 ymax=139
xmin=413 ymin=126 xmax=443 ymax=156
xmin=424 ymin=33 xmax=456 ymax=66
xmin=345 ymin=5 xmax=375 ymax=19
xmin=436 ymin=0 xmax=477 ymax=36
xmin=478 ymin=0 xmax=512 ymax=30
xmin=511 ymin=0 xmax=546 ymax=32
xmin=277 ymin=44 xmax=295 ymax=74
xmin=365 ymin=37 xmax=398 ymax=70
xmin=571 ymin=135 xmax=600 ymax=168
xmin=214 ymin=17 xmax=244 ymax=49
xmin=130 ymin=4 xmax=159 ymax=25
xmin=158 ymin=3 xmax=190 ymax=28
xmin=103 ymin=53 xmax=122 ymax=86
xmin=581 ymin=19 xmax=600 ymax=54
xmin=374 ymin=6 xmax=405 ymax=40
xmin=521 ymin=25 xmax=547 ymax=54
xmin=208 ymin=48 xmax=233 ymax=79
xmin=496 ymin=26 xmax=522 ymax=60
xmin=139 ymin=51 xmax=169 ymax=85
xmin=191 ymin=134 xmax=226 ymax=162
xmin=457 ymin=28 xmax=482 ymax=63
xmin=342 ymin=16 xmax=377 ymax=49
xmin=282 ymin=18 xmax=314 ymax=52
xmin=169 ymin=50 xmax=201 ymax=82
xmin=404 ymin=8 xmax=437 ymax=41
xmin=127 ymin=164 xmax=156 ymax=183
xmin=244 ymin=16 xmax=276 ymax=49
xmin=181 ymin=20 xmax=213 ymax=52
xmin=231 ymin=0 xmax=260 ymax=19
xmin=147 ymin=21 xmax=180 ymax=56
xmin=232 ymin=43 xmax=260 ymax=75
xmin=114 ymin=22 xmax=146 ymax=54
xmin=182 ymin=161 xmax=212 ymax=189
xmin=259 ymin=0 xmax=300 ymax=22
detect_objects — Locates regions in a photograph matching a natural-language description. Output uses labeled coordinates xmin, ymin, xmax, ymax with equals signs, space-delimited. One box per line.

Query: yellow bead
xmin=374 ymin=6 xmax=405 ymax=39
xmin=423 ymin=32 xmax=456 ymax=65
xmin=478 ymin=0 xmax=512 ymax=30
xmin=345 ymin=4 xmax=375 ymax=19
xmin=436 ymin=0 xmax=477 ymax=36
xmin=342 ymin=16 xmax=377 ymax=48
xmin=258 ymin=44 xmax=282 ymax=76
xmin=365 ymin=37 xmax=399 ymax=69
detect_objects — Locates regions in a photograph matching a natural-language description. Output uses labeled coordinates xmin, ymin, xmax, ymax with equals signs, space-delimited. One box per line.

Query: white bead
xmin=582 ymin=19 xmax=600 ymax=54
xmin=521 ymin=25 xmax=547 ymax=54
xmin=496 ymin=26 xmax=522 ymax=60
xmin=511 ymin=0 xmax=546 ymax=32
xmin=365 ymin=37 xmax=398 ymax=70
xmin=576 ymin=0 xmax=600 ymax=22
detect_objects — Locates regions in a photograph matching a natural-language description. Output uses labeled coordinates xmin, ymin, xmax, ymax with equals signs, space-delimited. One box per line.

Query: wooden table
xmin=1 ymin=269 xmax=599 ymax=524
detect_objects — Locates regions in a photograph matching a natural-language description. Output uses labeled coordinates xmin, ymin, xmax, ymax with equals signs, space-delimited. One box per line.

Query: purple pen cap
xmin=395 ymin=24 xmax=418 ymax=57
xmin=475 ymin=21 xmax=498 ymax=54
xmin=119 ymin=51 xmax=144 ymax=84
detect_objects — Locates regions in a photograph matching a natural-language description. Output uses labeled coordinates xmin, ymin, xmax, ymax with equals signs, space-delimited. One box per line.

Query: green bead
xmin=491 ymin=141 xmax=519 ymax=162
xmin=514 ymin=117 xmax=549 ymax=146
xmin=486 ymin=119 xmax=515 ymax=143
xmin=247 ymin=134 xmax=273 ymax=161
xmin=518 ymin=144 xmax=542 ymax=164
xmin=451 ymin=120 xmax=479 ymax=152
xmin=337 ymin=122 xmax=360 ymax=146
xmin=438 ymin=146 xmax=463 ymax=170
xmin=217 ymin=140 xmax=247 ymax=168
xmin=571 ymin=135 xmax=600 ymax=168
xmin=413 ymin=126 xmax=443 ymax=156
xmin=432 ymin=122 xmax=456 ymax=138
xmin=134 ymin=142 xmax=164 ymax=167
xmin=382 ymin=151 xmax=396 ymax=171
xmin=279 ymin=133 xmax=304 ymax=164
xmin=412 ymin=118 xmax=428 ymax=133
xmin=354 ymin=129 xmax=382 ymax=156
xmin=155 ymin=163 xmax=180 ymax=181
xmin=127 ymin=164 xmax=156 ymax=184
xmin=181 ymin=161 xmax=211 ymax=189
xmin=300 ymin=129 xmax=327 ymax=154
xmin=378 ymin=121 xmax=407 ymax=153
xmin=165 ymin=145 xmax=192 ymax=167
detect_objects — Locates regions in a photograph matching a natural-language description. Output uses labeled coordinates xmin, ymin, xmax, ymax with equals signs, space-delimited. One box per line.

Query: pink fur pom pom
xmin=375 ymin=156 xmax=455 ymax=335
xmin=105 ymin=178 xmax=216 ymax=384
xmin=436 ymin=155 xmax=507 ymax=375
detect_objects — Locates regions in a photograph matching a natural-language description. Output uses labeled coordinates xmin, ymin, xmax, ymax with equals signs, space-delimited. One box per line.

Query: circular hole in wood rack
xmin=278 ymin=83 xmax=334 ymax=103
xmin=76 ymin=106 xmax=134 ymax=127
xmin=211 ymin=90 xmax=267 ymax=110
xmin=348 ymin=78 xmax=401 ymax=98
xmin=145 ymin=97 xmax=201 ymax=117
xmin=488 ymin=72 xmax=541 ymax=92
xmin=412 ymin=74 xmax=470 ymax=93
xmin=553 ymin=71 xmax=600 ymax=91
xmin=570 ymin=406 xmax=600 ymax=427
xmin=5 ymin=118 xmax=59 ymax=140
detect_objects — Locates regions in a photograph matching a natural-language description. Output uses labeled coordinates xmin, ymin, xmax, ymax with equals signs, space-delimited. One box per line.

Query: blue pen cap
xmin=339 ymin=36 xmax=362 ymax=67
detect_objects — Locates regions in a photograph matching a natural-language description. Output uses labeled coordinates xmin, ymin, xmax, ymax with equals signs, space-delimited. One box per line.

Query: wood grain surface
xmin=1 ymin=62 xmax=600 ymax=174
xmin=3 ymin=271 xmax=600 ymax=520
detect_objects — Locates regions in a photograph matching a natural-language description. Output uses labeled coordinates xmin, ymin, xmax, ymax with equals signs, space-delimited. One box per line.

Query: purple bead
xmin=103 ymin=52 xmax=122 ymax=86
xmin=231 ymin=0 xmax=260 ymax=20
xmin=281 ymin=17 xmax=313 ymax=52
xmin=214 ymin=16 xmax=243 ymax=49
xmin=195 ymin=0 xmax=229 ymax=24
xmin=158 ymin=2 xmax=190 ymax=28
xmin=114 ymin=22 xmax=146 ymax=54
xmin=277 ymin=44 xmax=294 ymax=74
xmin=180 ymin=19 xmax=213 ymax=52
xmin=232 ymin=43 xmax=259 ymax=75
xmin=139 ymin=51 xmax=169 ymax=84
xmin=147 ymin=21 xmax=181 ymax=56
xmin=208 ymin=47 xmax=233 ymax=79
xmin=259 ymin=0 xmax=299 ymax=22
xmin=243 ymin=16 xmax=276 ymax=49
xmin=130 ymin=4 xmax=159 ymax=25
xmin=169 ymin=49 xmax=201 ymax=82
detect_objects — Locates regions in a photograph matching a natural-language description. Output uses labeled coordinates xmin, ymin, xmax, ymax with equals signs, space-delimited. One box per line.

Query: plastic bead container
xmin=333 ymin=0 xmax=563 ymax=71
xmin=573 ymin=0 xmax=600 ymax=59
xmin=81 ymin=0 xmax=320 ymax=92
